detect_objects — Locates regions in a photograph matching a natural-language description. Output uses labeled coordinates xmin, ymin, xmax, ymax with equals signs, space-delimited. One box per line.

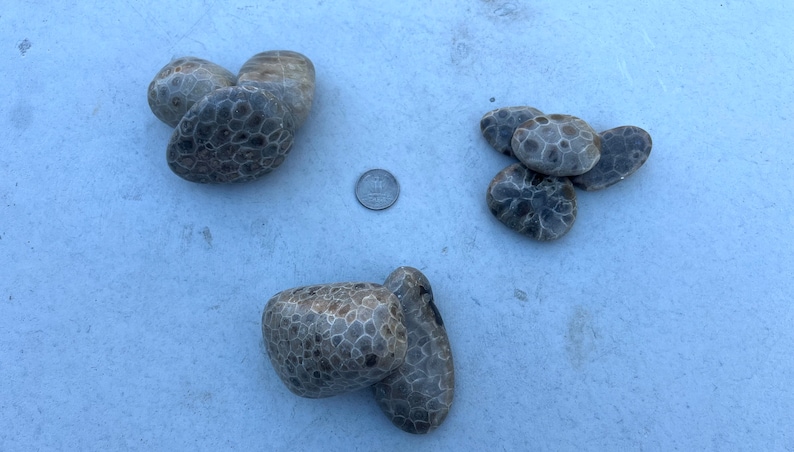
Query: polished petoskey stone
xmin=166 ymin=85 xmax=296 ymax=183
xmin=571 ymin=125 xmax=652 ymax=191
xmin=487 ymin=162 xmax=577 ymax=241
xmin=374 ymin=267 xmax=455 ymax=435
xmin=262 ymin=282 xmax=408 ymax=398
xmin=147 ymin=56 xmax=237 ymax=128
xmin=511 ymin=114 xmax=601 ymax=177
xmin=237 ymin=50 xmax=316 ymax=130
xmin=479 ymin=106 xmax=544 ymax=157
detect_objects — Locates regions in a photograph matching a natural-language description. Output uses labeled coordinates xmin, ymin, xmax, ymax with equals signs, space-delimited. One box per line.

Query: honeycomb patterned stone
xmin=479 ymin=106 xmax=543 ymax=157
xmin=571 ymin=125 xmax=652 ymax=191
xmin=262 ymin=282 xmax=408 ymax=398
xmin=147 ymin=57 xmax=237 ymax=128
xmin=374 ymin=267 xmax=455 ymax=435
xmin=487 ymin=162 xmax=577 ymax=241
xmin=511 ymin=114 xmax=601 ymax=177
xmin=166 ymin=85 xmax=296 ymax=184
xmin=238 ymin=50 xmax=315 ymax=129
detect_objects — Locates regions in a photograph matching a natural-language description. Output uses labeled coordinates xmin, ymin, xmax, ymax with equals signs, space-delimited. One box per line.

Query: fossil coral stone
xmin=237 ymin=50 xmax=316 ymax=129
xmin=511 ymin=114 xmax=601 ymax=177
xmin=147 ymin=57 xmax=237 ymax=128
xmin=166 ymin=85 xmax=296 ymax=183
xmin=479 ymin=106 xmax=544 ymax=157
xmin=487 ymin=163 xmax=577 ymax=241
xmin=262 ymin=282 xmax=408 ymax=398
xmin=571 ymin=126 xmax=652 ymax=191
xmin=375 ymin=267 xmax=455 ymax=435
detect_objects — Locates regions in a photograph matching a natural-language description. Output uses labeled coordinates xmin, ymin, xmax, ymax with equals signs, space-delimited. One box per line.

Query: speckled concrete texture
xmin=1 ymin=1 xmax=792 ymax=450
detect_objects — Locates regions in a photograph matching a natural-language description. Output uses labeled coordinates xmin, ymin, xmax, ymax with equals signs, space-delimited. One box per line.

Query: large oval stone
xmin=262 ymin=282 xmax=408 ymax=398
xmin=166 ymin=85 xmax=296 ymax=184
xmin=571 ymin=125 xmax=652 ymax=191
xmin=511 ymin=114 xmax=601 ymax=177
xmin=486 ymin=163 xmax=577 ymax=241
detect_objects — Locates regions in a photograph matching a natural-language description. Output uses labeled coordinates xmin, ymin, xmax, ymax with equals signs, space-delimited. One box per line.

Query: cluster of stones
xmin=262 ymin=267 xmax=455 ymax=435
xmin=147 ymin=51 xmax=315 ymax=183
xmin=480 ymin=106 xmax=652 ymax=241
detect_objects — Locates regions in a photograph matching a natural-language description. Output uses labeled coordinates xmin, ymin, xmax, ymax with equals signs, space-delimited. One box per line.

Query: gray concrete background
xmin=2 ymin=1 xmax=792 ymax=450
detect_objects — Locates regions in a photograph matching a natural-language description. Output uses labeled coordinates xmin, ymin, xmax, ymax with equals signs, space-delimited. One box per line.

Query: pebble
xmin=571 ymin=126 xmax=652 ymax=191
xmin=374 ymin=267 xmax=455 ymax=434
xmin=166 ymin=85 xmax=296 ymax=184
xmin=486 ymin=163 xmax=577 ymax=241
xmin=479 ymin=106 xmax=543 ymax=157
xmin=261 ymin=282 xmax=408 ymax=398
xmin=147 ymin=57 xmax=236 ymax=128
xmin=511 ymin=114 xmax=601 ymax=177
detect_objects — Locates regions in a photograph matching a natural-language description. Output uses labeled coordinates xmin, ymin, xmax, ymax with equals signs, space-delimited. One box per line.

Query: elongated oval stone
xmin=480 ymin=106 xmax=543 ymax=157
xmin=262 ymin=282 xmax=408 ymax=398
xmin=511 ymin=114 xmax=601 ymax=177
xmin=486 ymin=163 xmax=577 ymax=241
xmin=571 ymin=126 xmax=652 ymax=191
xmin=374 ymin=267 xmax=455 ymax=435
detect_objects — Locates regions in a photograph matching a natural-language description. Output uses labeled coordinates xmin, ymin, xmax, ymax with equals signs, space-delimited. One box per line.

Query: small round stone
xmin=374 ymin=267 xmax=455 ymax=435
xmin=571 ymin=126 xmax=652 ymax=191
xmin=479 ymin=106 xmax=544 ymax=157
xmin=486 ymin=163 xmax=577 ymax=241
xmin=237 ymin=50 xmax=316 ymax=129
xmin=166 ymin=85 xmax=296 ymax=184
xmin=511 ymin=114 xmax=601 ymax=177
xmin=262 ymin=282 xmax=408 ymax=399
xmin=147 ymin=56 xmax=237 ymax=128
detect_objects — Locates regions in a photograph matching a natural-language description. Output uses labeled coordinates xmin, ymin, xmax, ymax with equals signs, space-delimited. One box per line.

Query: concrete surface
xmin=2 ymin=1 xmax=793 ymax=450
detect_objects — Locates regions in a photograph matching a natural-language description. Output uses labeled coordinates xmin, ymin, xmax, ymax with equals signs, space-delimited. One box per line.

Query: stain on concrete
xmin=201 ymin=226 xmax=213 ymax=247
xmin=18 ymin=38 xmax=31 ymax=56
xmin=566 ymin=305 xmax=596 ymax=369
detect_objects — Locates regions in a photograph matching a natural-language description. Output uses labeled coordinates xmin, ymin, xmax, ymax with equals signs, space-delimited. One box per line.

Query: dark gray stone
xmin=571 ymin=126 xmax=652 ymax=191
xmin=374 ymin=267 xmax=455 ymax=435
xmin=487 ymin=163 xmax=577 ymax=241
xmin=479 ymin=106 xmax=543 ymax=157
xmin=166 ymin=85 xmax=296 ymax=184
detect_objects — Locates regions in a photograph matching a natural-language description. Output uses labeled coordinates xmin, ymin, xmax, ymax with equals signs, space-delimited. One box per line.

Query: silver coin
xmin=355 ymin=169 xmax=400 ymax=210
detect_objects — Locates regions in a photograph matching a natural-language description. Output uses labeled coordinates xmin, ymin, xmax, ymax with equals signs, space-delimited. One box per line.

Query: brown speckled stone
xmin=262 ymin=282 xmax=407 ymax=399
xmin=237 ymin=50 xmax=315 ymax=129
xmin=147 ymin=57 xmax=236 ymax=128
